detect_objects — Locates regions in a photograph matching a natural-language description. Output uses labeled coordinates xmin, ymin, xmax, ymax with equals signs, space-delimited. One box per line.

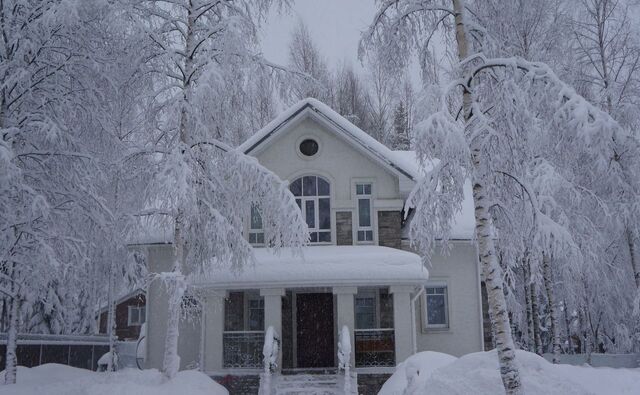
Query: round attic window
xmin=299 ymin=139 xmax=319 ymax=157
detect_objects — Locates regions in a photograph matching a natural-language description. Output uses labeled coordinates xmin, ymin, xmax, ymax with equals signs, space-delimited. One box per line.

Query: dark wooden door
xmin=296 ymin=293 xmax=335 ymax=368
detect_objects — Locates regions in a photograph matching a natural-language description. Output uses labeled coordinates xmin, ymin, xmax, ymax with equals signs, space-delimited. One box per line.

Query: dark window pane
xmin=310 ymin=232 xmax=318 ymax=243
xmin=248 ymin=298 xmax=264 ymax=331
xmin=358 ymin=198 xmax=371 ymax=227
xmin=355 ymin=296 xmax=376 ymax=329
xmin=427 ymin=294 xmax=446 ymax=325
xmin=299 ymin=139 xmax=319 ymax=156
xmin=318 ymin=177 xmax=330 ymax=195
xmin=305 ymin=200 xmax=315 ymax=228
xmin=357 ymin=230 xmax=365 ymax=241
xmin=256 ymin=233 xmax=264 ymax=244
xmin=356 ymin=184 xmax=364 ymax=195
xmin=290 ymin=178 xmax=302 ymax=196
xmin=318 ymin=231 xmax=331 ymax=242
xmin=225 ymin=292 xmax=244 ymax=331
xmin=250 ymin=206 xmax=262 ymax=229
xmin=303 ymin=176 xmax=317 ymax=196
xmin=319 ymin=198 xmax=330 ymax=229
xmin=296 ymin=198 xmax=301 ymax=210
xmin=364 ymin=184 xmax=372 ymax=194
xmin=380 ymin=291 xmax=394 ymax=328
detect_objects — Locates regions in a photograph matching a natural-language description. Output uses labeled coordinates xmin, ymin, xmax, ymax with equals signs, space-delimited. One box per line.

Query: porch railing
xmin=222 ymin=331 xmax=264 ymax=368
xmin=354 ymin=328 xmax=395 ymax=367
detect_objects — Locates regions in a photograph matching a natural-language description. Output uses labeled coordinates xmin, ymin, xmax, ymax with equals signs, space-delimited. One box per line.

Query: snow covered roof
xmin=239 ymin=98 xmax=419 ymax=181
xmin=97 ymin=288 xmax=146 ymax=314
xmin=190 ymin=246 xmax=428 ymax=289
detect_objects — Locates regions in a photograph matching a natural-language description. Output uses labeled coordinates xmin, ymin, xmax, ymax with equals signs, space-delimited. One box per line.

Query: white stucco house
xmin=136 ymin=99 xmax=487 ymax=394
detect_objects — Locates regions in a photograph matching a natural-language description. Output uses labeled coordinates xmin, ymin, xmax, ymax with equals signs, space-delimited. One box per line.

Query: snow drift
xmin=380 ymin=350 xmax=640 ymax=395
xmin=0 ymin=364 xmax=228 ymax=395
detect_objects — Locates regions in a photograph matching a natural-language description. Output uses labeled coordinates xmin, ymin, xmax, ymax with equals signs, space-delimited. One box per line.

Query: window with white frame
xmin=424 ymin=285 xmax=449 ymax=328
xmin=290 ymin=176 xmax=331 ymax=243
xmin=356 ymin=183 xmax=373 ymax=242
xmin=249 ymin=205 xmax=264 ymax=245
xmin=127 ymin=305 xmax=146 ymax=326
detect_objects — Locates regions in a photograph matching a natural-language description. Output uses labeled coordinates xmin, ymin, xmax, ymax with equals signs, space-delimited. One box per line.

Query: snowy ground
xmin=379 ymin=350 xmax=640 ymax=395
xmin=0 ymin=364 xmax=228 ymax=395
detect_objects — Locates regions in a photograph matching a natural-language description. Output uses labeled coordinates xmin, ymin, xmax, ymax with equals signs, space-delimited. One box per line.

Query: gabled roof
xmin=238 ymin=98 xmax=420 ymax=181
xmin=97 ymin=288 xmax=145 ymax=314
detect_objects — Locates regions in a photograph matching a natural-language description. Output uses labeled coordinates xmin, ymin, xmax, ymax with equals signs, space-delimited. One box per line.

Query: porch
xmin=195 ymin=246 xmax=427 ymax=375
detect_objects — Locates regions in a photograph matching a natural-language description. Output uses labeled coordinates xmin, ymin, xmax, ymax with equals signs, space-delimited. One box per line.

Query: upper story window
xmin=356 ymin=183 xmax=373 ymax=242
xmin=299 ymin=139 xmax=319 ymax=157
xmin=249 ymin=205 xmax=264 ymax=245
xmin=290 ymin=175 xmax=331 ymax=243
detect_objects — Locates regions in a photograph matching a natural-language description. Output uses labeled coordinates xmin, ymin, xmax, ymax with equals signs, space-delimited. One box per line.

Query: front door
xmin=296 ymin=293 xmax=335 ymax=368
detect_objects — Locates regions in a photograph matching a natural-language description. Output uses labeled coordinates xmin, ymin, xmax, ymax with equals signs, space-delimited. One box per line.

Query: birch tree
xmin=0 ymin=0 xmax=116 ymax=383
xmin=364 ymin=0 xmax=633 ymax=392
xmin=134 ymin=0 xmax=308 ymax=379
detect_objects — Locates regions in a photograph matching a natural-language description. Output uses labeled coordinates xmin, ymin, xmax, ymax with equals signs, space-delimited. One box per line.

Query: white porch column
xmin=390 ymin=285 xmax=415 ymax=364
xmin=333 ymin=286 xmax=357 ymax=368
xmin=203 ymin=290 xmax=226 ymax=372
xmin=261 ymin=288 xmax=285 ymax=370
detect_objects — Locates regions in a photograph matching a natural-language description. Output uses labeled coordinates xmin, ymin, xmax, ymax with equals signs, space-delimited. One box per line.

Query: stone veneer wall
xmin=358 ymin=373 xmax=392 ymax=395
xmin=336 ymin=211 xmax=353 ymax=246
xmin=377 ymin=211 xmax=402 ymax=249
xmin=212 ymin=375 xmax=260 ymax=395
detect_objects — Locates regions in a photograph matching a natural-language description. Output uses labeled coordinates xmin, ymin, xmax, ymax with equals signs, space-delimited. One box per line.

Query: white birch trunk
xmin=542 ymin=254 xmax=561 ymax=363
xmin=452 ymin=1 xmax=522 ymax=393
xmin=4 ymin=295 xmax=19 ymax=385
xmin=161 ymin=2 xmax=196 ymax=379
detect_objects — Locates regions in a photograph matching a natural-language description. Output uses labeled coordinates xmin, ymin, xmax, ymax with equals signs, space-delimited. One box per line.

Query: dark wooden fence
xmin=0 ymin=333 xmax=110 ymax=371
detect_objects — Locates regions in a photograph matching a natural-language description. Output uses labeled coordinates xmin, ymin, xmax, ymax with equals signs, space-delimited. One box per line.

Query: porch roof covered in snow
xmin=190 ymin=246 xmax=428 ymax=290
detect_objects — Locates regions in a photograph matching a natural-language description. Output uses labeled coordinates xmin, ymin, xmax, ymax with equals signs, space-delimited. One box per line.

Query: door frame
xmin=291 ymin=288 xmax=336 ymax=369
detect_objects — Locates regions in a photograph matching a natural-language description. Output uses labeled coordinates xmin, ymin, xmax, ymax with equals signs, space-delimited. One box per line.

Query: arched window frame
xmin=290 ymin=175 xmax=331 ymax=244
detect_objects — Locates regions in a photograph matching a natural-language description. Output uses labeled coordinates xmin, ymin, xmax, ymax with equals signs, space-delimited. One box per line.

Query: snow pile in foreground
xmin=380 ymin=350 xmax=640 ymax=395
xmin=379 ymin=351 xmax=457 ymax=394
xmin=0 ymin=364 xmax=228 ymax=395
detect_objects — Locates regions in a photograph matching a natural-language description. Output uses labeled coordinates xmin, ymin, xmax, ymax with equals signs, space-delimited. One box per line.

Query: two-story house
xmin=137 ymin=99 xmax=484 ymax=394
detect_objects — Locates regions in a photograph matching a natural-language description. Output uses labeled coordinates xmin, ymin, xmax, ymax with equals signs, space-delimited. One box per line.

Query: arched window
xmin=290 ymin=175 xmax=331 ymax=243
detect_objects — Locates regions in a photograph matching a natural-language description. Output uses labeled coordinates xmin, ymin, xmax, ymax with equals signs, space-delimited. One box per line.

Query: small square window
xmin=357 ymin=230 xmax=373 ymax=242
xmin=128 ymin=306 xmax=146 ymax=326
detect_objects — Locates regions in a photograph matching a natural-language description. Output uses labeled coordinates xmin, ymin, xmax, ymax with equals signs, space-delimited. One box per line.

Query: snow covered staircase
xmin=263 ymin=372 xmax=358 ymax=395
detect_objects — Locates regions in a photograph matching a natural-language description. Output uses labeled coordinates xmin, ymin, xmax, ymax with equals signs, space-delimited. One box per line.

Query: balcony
xmin=354 ymin=328 xmax=395 ymax=367
xmin=222 ymin=331 xmax=264 ymax=368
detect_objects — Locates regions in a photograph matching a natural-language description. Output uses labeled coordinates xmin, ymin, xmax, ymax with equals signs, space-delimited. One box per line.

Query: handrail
xmin=353 ymin=328 xmax=394 ymax=332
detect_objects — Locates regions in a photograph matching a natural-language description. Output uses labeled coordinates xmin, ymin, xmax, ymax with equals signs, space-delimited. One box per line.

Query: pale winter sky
xmin=260 ymin=0 xmax=377 ymax=70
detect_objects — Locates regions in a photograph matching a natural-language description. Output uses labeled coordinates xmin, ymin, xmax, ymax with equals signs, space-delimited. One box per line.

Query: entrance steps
xmin=261 ymin=372 xmax=358 ymax=395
